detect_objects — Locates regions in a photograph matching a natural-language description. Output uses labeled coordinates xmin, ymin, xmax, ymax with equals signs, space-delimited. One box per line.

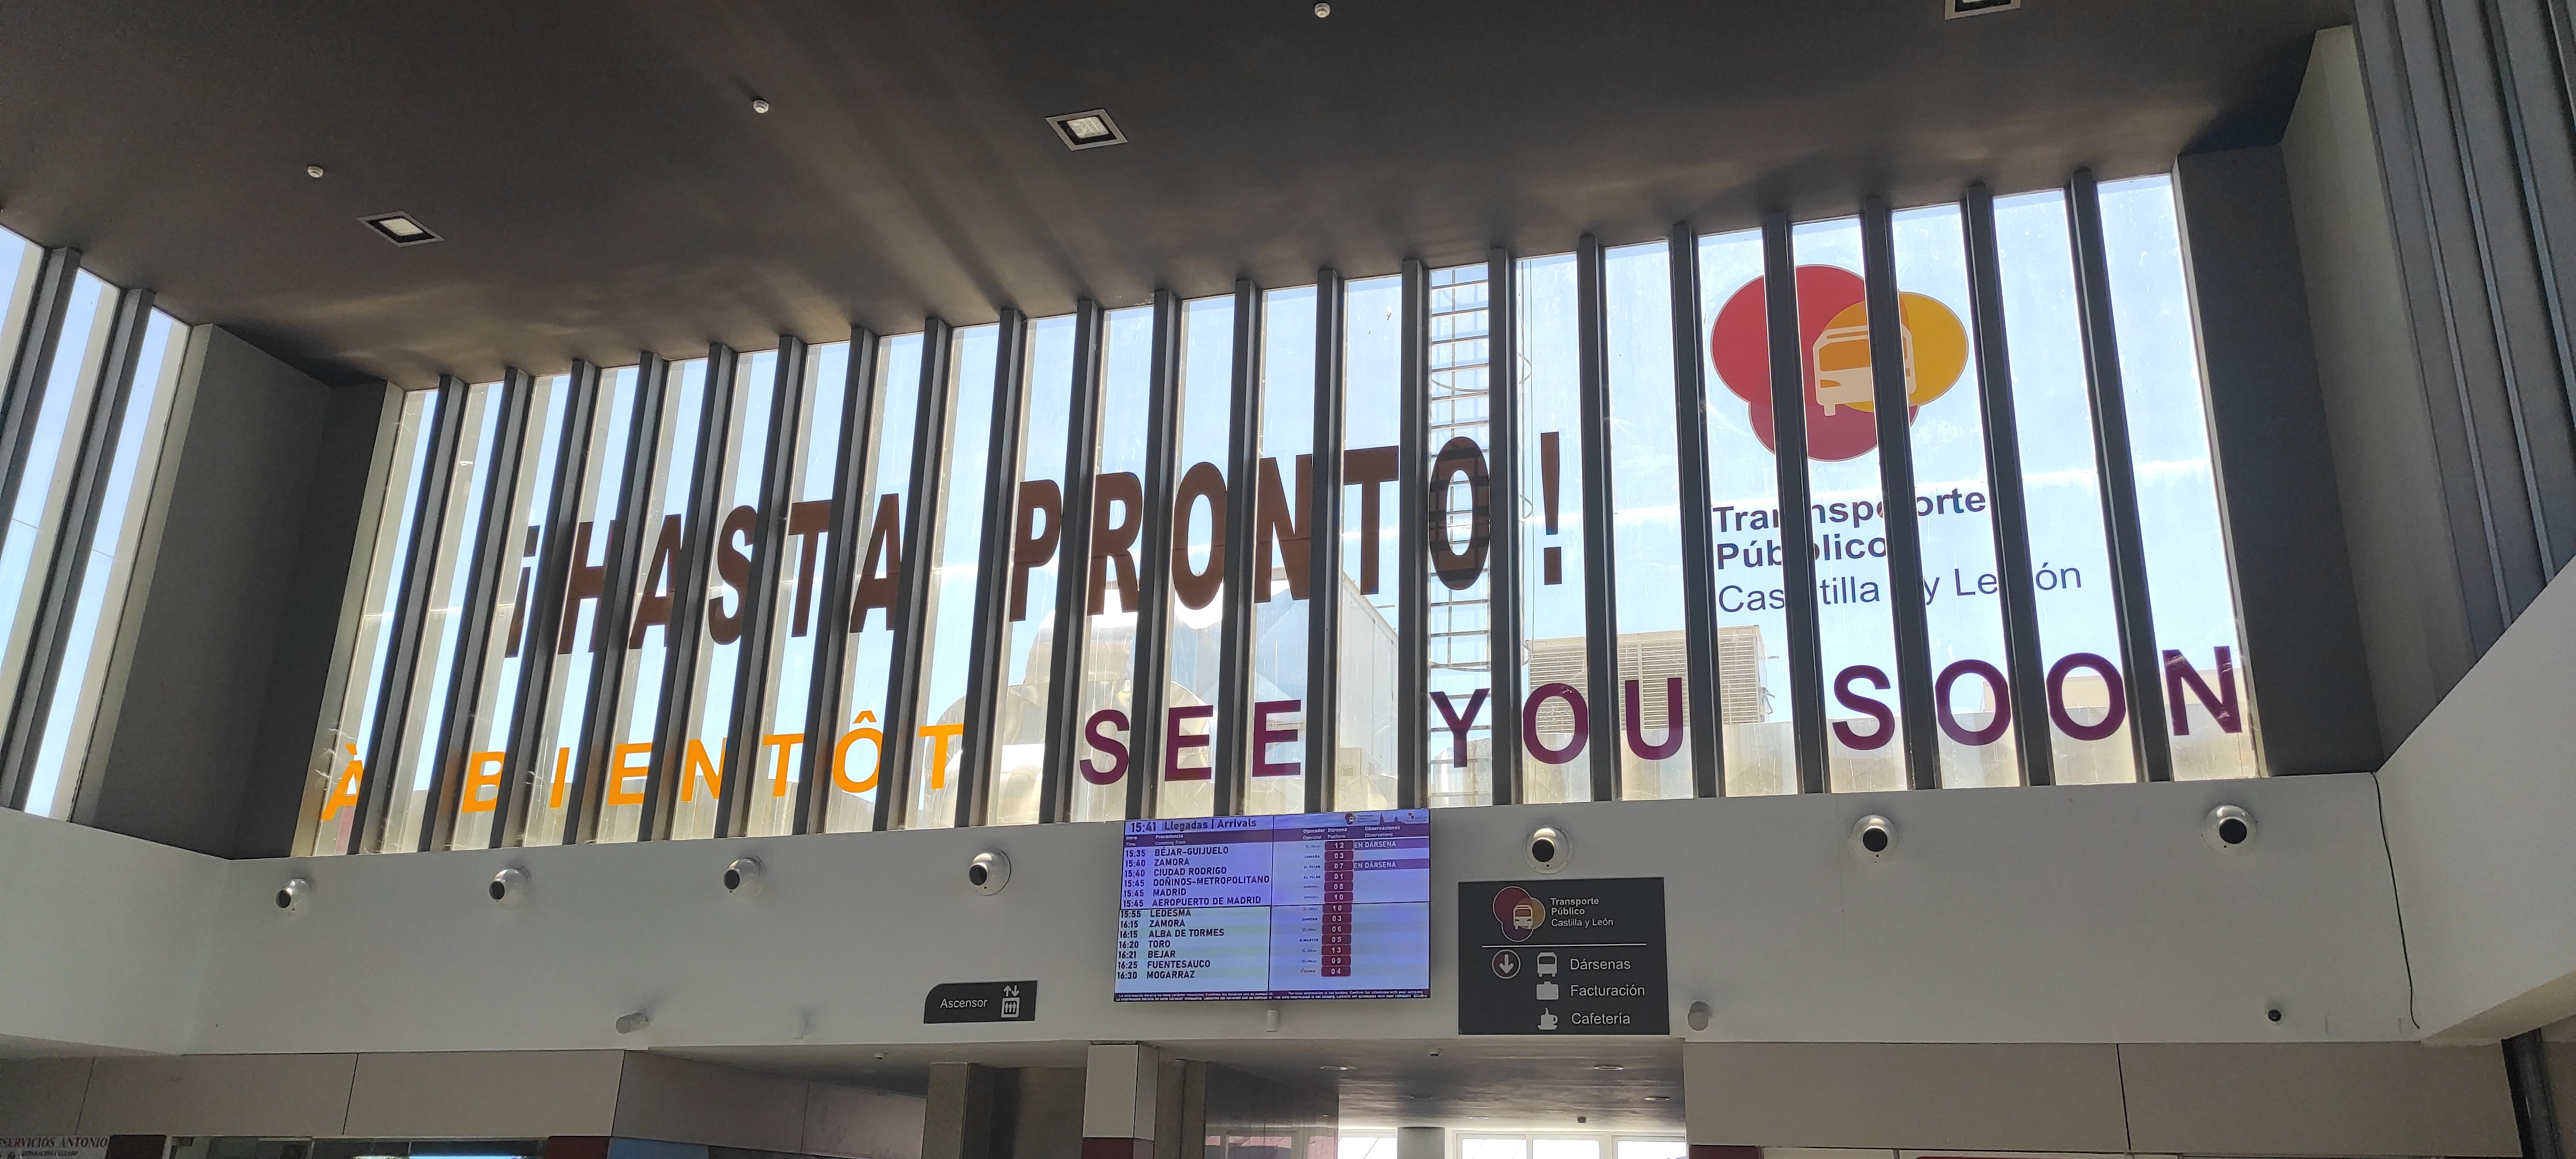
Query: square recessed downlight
xmin=1047 ymin=108 xmax=1126 ymax=151
xmin=361 ymin=212 xmax=442 ymax=246
xmin=1945 ymin=0 xmax=2021 ymax=16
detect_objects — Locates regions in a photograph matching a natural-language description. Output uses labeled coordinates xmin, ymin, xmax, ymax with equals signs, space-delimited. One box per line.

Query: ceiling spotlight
xmin=751 ymin=97 xmax=772 ymax=114
xmin=1319 ymin=1065 xmax=1352 ymax=1072
xmin=872 ymin=1052 xmax=887 ymax=1060
xmin=1314 ymin=2 xmax=1330 ymax=14
xmin=305 ymin=164 xmax=326 ymax=179
xmin=360 ymin=213 xmax=442 ymax=246
xmin=1048 ymin=108 xmax=1126 ymax=151
xmin=1593 ymin=1064 xmax=1625 ymax=1071
xmin=1644 ymin=1095 xmax=1672 ymax=1102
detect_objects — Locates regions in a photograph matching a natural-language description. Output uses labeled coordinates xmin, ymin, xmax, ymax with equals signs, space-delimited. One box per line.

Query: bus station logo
xmin=1709 ymin=266 xmax=1969 ymax=461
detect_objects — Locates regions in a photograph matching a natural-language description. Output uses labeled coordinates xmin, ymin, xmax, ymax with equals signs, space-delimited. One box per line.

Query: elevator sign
xmin=1458 ymin=878 xmax=1667 ymax=1035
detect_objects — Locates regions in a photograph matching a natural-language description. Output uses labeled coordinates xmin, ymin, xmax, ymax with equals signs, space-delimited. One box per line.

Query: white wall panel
xmin=0 ymin=1057 xmax=93 ymax=1133
xmin=168 ymin=774 xmax=2404 ymax=1054
xmin=342 ymin=1049 xmax=624 ymax=1138
xmin=2119 ymin=1042 xmax=2516 ymax=1156
xmin=78 ymin=1054 xmax=356 ymax=1136
xmin=2376 ymin=565 xmax=2576 ymax=1041
xmin=1681 ymin=1043 xmax=2127 ymax=1151
xmin=0 ymin=809 xmax=218 ymax=1054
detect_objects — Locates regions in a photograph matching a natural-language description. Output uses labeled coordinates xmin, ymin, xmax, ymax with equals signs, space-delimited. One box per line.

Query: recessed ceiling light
xmin=1048 ymin=108 xmax=1126 ymax=151
xmin=361 ymin=213 xmax=442 ymax=246
xmin=1644 ymin=1095 xmax=1672 ymax=1102
xmin=1319 ymin=1064 xmax=1352 ymax=1071
xmin=1593 ymin=1064 xmax=1624 ymax=1071
xmin=1945 ymin=0 xmax=2021 ymax=16
xmin=751 ymin=97 xmax=771 ymax=114
xmin=305 ymin=164 xmax=326 ymax=179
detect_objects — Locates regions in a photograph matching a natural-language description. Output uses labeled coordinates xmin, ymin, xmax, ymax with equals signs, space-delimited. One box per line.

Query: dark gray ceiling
xmin=0 ymin=0 xmax=2346 ymax=388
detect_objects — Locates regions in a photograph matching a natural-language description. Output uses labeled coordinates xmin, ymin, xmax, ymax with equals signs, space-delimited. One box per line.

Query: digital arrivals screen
xmin=1116 ymin=810 xmax=1431 ymax=1001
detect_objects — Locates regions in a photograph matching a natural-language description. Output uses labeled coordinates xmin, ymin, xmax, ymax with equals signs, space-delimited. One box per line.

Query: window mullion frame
xmin=1038 ymin=303 xmax=1105 ymax=824
xmin=1400 ymin=258 xmax=1432 ymax=808
xmin=0 ymin=284 xmax=154 ymax=810
xmin=2068 ymin=169 xmax=2177 ymax=782
xmin=1488 ymin=248 xmax=1525 ymax=806
xmin=418 ymin=368 xmax=534 ymax=850
xmin=957 ymin=311 xmax=1032 ymax=828
xmin=352 ymin=375 xmax=467 ymax=851
xmin=1574 ymin=237 xmax=1622 ymax=803
xmin=877 ymin=319 xmax=955 ymax=830
xmin=796 ymin=330 xmax=882 ymax=833
xmin=1214 ymin=279 xmax=1264 ymax=817
xmin=1664 ymin=225 xmax=1725 ymax=798
xmin=717 ymin=337 xmax=810 ymax=837
xmin=494 ymin=360 xmax=602 ymax=845
xmin=1860 ymin=197 xmax=1944 ymax=788
xmin=1306 ymin=271 xmax=1346 ymax=814
xmin=566 ymin=352 xmax=672 ymax=844
xmin=1963 ymin=185 xmax=2057 ymax=787
xmin=1762 ymin=213 xmax=1831 ymax=792
xmin=638 ymin=343 xmax=742 ymax=840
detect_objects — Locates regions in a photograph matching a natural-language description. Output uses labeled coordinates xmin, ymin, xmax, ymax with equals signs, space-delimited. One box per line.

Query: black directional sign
xmin=1458 ymin=878 xmax=1666 ymax=1035
xmin=923 ymin=980 xmax=1036 ymax=1024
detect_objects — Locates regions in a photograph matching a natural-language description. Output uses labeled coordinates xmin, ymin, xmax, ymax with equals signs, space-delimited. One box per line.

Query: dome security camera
xmin=723 ymin=856 xmax=763 ymax=895
xmin=1850 ymin=814 xmax=1896 ymax=862
xmin=2203 ymin=804 xmax=2256 ymax=851
xmin=1527 ymin=825 xmax=1569 ymax=874
xmin=968 ymin=850 xmax=1012 ymax=895
xmin=489 ymin=866 xmax=529 ymax=906
xmin=275 ymin=876 xmax=310 ymax=914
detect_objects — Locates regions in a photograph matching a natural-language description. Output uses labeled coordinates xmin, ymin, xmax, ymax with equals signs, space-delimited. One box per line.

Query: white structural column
xmin=1081 ymin=1043 xmax=1160 ymax=1159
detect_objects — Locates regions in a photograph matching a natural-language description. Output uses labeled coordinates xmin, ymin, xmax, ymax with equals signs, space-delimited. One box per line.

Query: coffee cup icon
xmin=1538 ymin=1009 xmax=1559 ymax=1031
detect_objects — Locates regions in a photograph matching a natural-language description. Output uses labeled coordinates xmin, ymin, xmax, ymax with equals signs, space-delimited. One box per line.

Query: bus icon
xmin=1810 ymin=319 xmax=1916 ymax=415
xmin=1536 ymin=951 xmax=1557 ymax=977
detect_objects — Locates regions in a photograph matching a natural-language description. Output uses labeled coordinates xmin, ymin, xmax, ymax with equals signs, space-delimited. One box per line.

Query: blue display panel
xmin=1115 ymin=809 xmax=1430 ymax=1000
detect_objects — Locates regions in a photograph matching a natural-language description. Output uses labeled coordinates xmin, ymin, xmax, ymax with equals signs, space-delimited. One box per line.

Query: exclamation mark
xmin=1539 ymin=431 xmax=1563 ymax=585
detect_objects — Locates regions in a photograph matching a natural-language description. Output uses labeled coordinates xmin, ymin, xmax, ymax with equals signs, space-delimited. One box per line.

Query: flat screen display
xmin=1115 ymin=809 xmax=1430 ymax=1001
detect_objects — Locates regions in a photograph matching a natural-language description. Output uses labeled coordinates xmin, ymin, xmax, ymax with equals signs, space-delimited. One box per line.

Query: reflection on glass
xmin=1994 ymin=192 xmax=2133 ymax=783
xmin=667 ymin=351 xmax=774 ymax=840
xmin=989 ymin=318 xmax=1075 ymax=825
xmin=2101 ymin=175 xmax=2258 ymax=780
xmin=1425 ymin=264 xmax=1494 ymax=808
xmin=450 ymin=372 xmax=567 ymax=849
xmin=1515 ymin=255 xmax=1590 ymax=803
xmin=750 ymin=341 xmax=848 ymax=837
xmin=826 ymin=335 xmax=920 ymax=832
xmin=384 ymin=380 xmax=502 ymax=851
xmin=1601 ymin=241 xmax=1692 ymax=800
xmin=1793 ymin=218 xmax=1909 ymax=793
xmin=1246 ymin=288 xmax=1315 ymax=816
xmin=24 ymin=311 xmax=186 ymax=819
xmin=1160 ymin=294 xmax=1235 ymax=819
xmin=1699 ymin=228 xmax=1797 ymax=795
xmin=311 ymin=388 xmax=440 ymax=854
xmin=1337 ymin=275 xmax=1402 ymax=809
xmin=1069 ymin=309 xmax=1151 ymax=823
xmin=522 ymin=365 xmax=641 ymax=845
xmin=1894 ymin=204 xmax=2017 ymax=788
xmin=906 ymin=325 xmax=999 ymax=829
